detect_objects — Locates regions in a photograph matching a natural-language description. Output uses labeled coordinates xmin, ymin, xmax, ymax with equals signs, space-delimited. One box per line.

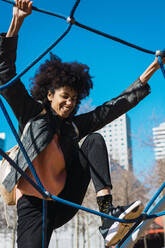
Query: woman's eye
xmin=62 ymin=95 xmax=68 ymax=99
xmin=61 ymin=95 xmax=77 ymax=102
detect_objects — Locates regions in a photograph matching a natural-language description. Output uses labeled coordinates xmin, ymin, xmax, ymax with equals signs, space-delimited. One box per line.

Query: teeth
xmin=63 ymin=107 xmax=70 ymax=111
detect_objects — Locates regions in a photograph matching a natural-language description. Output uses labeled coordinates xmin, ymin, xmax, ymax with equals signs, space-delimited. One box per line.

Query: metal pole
xmin=144 ymin=235 xmax=147 ymax=248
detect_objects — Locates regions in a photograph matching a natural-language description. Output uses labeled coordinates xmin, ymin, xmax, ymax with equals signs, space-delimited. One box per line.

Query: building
xmin=152 ymin=122 xmax=165 ymax=161
xmin=98 ymin=114 xmax=133 ymax=171
xmin=0 ymin=133 xmax=5 ymax=161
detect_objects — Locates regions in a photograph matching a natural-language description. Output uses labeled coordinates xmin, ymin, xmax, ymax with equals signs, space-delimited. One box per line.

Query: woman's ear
xmin=47 ymin=91 xmax=53 ymax=102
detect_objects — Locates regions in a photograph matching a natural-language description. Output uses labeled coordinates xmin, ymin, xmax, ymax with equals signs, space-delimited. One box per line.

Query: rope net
xmin=0 ymin=0 xmax=165 ymax=247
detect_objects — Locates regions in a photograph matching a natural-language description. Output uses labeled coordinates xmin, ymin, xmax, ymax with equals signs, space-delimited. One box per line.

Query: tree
xmin=0 ymin=197 xmax=17 ymax=248
xmin=147 ymin=159 xmax=165 ymax=195
xmin=111 ymin=162 xmax=149 ymax=206
xmin=78 ymin=99 xmax=95 ymax=114
xmin=0 ymin=198 xmax=7 ymax=230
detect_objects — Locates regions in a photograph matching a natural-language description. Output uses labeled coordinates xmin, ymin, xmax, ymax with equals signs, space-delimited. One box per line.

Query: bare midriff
xmin=16 ymin=134 xmax=66 ymax=203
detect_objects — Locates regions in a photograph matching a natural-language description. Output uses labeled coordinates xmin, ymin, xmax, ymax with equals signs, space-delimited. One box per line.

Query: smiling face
xmin=47 ymin=86 xmax=78 ymax=118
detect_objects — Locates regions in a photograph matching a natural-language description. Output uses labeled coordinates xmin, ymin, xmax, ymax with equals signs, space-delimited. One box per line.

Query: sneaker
xmin=99 ymin=200 xmax=144 ymax=247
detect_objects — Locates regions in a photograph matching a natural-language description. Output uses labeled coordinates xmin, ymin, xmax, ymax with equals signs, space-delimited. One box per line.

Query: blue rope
xmin=0 ymin=134 xmax=165 ymax=224
xmin=4 ymin=149 xmax=165 ymax=248
xmin=0 ymin=25 xmax=72 ymax=92
xmin=158 ymin=56 xmax=165 ymax=78
xmin=42 ymin=200 xmax=45 ymax=248
xmin=0 ymin=146 xmax=148 ymax=224
xmin=116 ymin=219 xmax=142 ymax=248
xmin=0 ymin=1 xmax=165 ymax=247
xmin=2 ymin=0 xmax=67 ymax=20
xmin=144 ymin=180 xmax=165 ymax=213
xmin=0 ymin=97 xmax=45 ymax=191
xmin=1 ymin=144 xmax=163 ymax=224
xmin=0 ymin=147 xmax=50 ymax=248
xmin=1 ymin=98 xmax=165 ymax=245
xmin=1 ymin=145 xmax=165 ymax=224
xmin=0 ymin=148 xmax=48 ymax=198
xmin=69 ymin=0 xmax=80 ymax=18
xmin=42 ymin=200 xmax=47 ymax=248
xmin=116 ymin=182 xmax=165 ymax=247
xmin=1 ymin=0 xmax=156 ymax=55
xmin=116 ymin=211 xmax=165 ymax=247
xmin=0 ymin=98 xmax=51 ymax=248
xmin=0 ymin=148 xmax=145 ymax=224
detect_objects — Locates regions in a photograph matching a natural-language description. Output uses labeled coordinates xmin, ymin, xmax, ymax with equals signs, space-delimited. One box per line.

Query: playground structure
xmin=0 ymin=0 xmax=165 ymax=247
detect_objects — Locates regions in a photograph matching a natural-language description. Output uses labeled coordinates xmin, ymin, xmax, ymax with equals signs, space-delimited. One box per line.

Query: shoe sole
xmin=105 ymin=200 xmax=144 ymax=247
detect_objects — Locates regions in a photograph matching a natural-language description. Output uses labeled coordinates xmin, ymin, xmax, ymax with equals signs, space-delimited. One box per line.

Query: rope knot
xmin=67 ymin=16 xmax=75 ymax=24
xmin=141 ymin=213 xmax=148 ymax=221
xmin=44 ymin=191 xmax=51 ymax=200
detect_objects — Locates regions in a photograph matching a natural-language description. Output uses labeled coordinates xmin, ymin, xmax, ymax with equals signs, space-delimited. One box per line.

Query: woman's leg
xmin=80 ymin=133 xmax=144 ymax=247
xmin=17 ymin=195 xmax=54 ymax=248
xmin=80 ymin=133 xmax=112 ymax=194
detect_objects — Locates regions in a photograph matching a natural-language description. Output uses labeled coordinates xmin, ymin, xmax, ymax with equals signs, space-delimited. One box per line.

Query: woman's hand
xmin=13 ymin=0 xmax=33 ymax=19
xmin=140 ymin=55 xmax=165 ymax=84
xmin=6 ymin=0 xmax=33 ymax=37
xmin=153 ymin=55 xmax=165 ymax=69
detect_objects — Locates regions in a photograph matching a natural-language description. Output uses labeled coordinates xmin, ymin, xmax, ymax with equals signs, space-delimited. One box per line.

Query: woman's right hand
xmin=13 ymin=0 xmax=33 ymax=19
xmin=6 ymin=0 xmax=33 ymax=37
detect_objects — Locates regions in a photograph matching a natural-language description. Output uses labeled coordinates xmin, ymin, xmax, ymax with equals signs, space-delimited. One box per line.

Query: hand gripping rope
xmin=0 ymin=0 xmax=165 ymax=247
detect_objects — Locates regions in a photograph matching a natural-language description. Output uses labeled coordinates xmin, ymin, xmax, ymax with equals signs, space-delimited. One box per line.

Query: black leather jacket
xmin=0 ymin=33 xmax=150 ymax=192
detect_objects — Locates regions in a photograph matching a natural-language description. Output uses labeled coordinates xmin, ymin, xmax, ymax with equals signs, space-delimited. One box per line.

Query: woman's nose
xmin=66 ymin=98 xmax=72 ymax=105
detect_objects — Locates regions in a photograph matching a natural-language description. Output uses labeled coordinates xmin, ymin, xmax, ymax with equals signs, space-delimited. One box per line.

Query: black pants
xmin=17 ymin=133 xmax=112 ymax=248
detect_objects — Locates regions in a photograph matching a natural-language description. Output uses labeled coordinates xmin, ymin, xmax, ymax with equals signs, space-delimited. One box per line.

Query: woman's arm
xmin=6 ymin=0 xmax=33 ymax=37
xmin=74 ymin=57 xmax=165 ymax=139
xmin=140 ymin=56 xmax=165 ymax=84
xmin=0 ymin=0 xmax=42 ymax=128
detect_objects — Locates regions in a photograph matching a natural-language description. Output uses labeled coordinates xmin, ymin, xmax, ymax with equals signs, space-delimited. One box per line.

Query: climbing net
xmin=0 ymin=0 xmax=165 ymax=247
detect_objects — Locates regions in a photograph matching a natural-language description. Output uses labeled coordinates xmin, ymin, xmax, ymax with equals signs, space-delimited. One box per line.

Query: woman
xmin=0 ymin=1 xmax=164 ymax=247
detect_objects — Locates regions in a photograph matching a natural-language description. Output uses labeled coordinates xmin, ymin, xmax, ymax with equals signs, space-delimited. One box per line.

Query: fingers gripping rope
xmin=1 ymin=0 xmax=67 ymax=20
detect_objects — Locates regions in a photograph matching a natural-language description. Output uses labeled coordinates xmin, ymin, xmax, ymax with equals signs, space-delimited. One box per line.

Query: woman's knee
xmin=80 ymin=133 xmax=106 ymax=155
xmin=84 ymin=133 xmax=105 ymax=146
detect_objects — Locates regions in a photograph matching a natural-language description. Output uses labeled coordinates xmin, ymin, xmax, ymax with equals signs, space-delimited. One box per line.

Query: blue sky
xmin=0 ymin=0 xmax=165 ymax=176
